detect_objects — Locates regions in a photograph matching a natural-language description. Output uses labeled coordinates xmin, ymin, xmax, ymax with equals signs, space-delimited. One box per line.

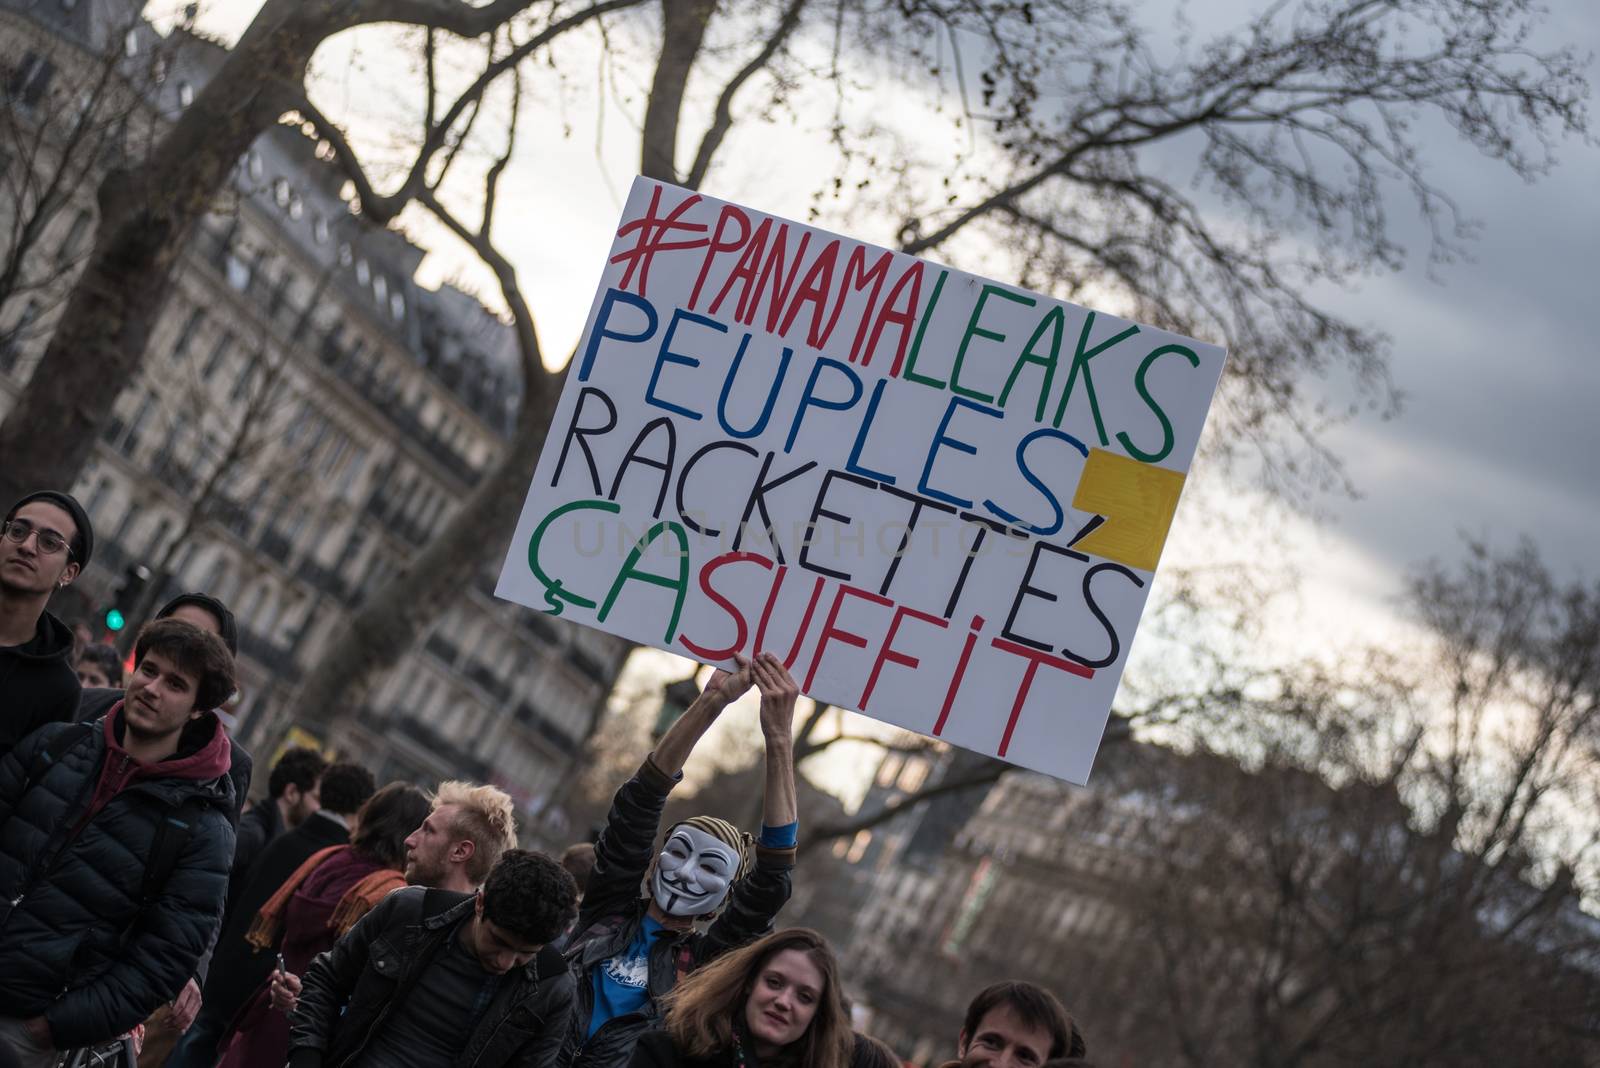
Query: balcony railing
xmin=466 ymin=661 xmax=512 ymax=704
xmin=258 ymin=528 xmax=294 ymax=565
xmin=237 ymin=622 xmax=299 ymax=680
xmin=569 ymin=645 xmax=609 ymax=687
xmin=295 ymin=557 xmax=349 ymax=600
xmin=423 ymin=631 xmax=460 ymax=666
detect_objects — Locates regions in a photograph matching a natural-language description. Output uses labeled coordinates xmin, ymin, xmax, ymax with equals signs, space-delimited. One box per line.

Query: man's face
xmin=282 ymin=778 xmax=322 ymax=826
xmin=404 ymin=803 xmax=464 ymax=887
xmin=124 ymin=649 xmax=202 ymax=741
xmin=957 ymin=1006 xmax=1054 ymax=1068
xmin=0 ymin=502 xmax=79 ymax=596
xmin=651 ymin=823 xmax=740 ymax=917
xmin=76 ymin=656 xmax=113 ymax=689
xmin=468 ymin=893 xmax=543 ymax=974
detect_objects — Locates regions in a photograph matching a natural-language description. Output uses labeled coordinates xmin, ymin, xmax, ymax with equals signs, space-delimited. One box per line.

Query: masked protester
xmin=558 ymin=653 xmax=801 ymax=1068
xmin=627 ymin=928 xmax=852 ymax=1068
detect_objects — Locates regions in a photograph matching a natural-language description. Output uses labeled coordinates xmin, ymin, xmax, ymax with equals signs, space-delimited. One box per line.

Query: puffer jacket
xmin=556 ymin=757 xmax=795 ymax=1068
xmin=287 ymin=887 xmax=575 ymax=1068
xmin=0 ymin=707 xmax=237 ymax=1049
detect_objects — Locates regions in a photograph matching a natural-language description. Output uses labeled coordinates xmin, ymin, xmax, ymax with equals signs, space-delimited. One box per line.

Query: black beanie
xmin=5 ymin=490 xmax=93 ymax=568
xmin=157 ymin=592 xmax=240 ymax=657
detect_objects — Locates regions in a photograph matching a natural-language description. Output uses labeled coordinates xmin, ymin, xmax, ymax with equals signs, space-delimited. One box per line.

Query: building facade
xmin=0 ymin=0 xmax=631 ymax=829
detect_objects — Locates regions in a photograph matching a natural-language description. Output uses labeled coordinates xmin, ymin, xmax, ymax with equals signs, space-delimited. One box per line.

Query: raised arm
xmin=752 ymin=653 xmax=798 ymax=829
xmin=652 ymin=657 xmax=752 ymax=775
xmin=697 ymin=654 xmax=799 ymax=963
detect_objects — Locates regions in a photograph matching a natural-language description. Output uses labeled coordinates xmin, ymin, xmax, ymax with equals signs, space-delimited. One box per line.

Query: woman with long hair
xmin=629 ymin=929 xmax=853 ymax=1068
xmin=213 ymin=782 xmax=431 ymax=1068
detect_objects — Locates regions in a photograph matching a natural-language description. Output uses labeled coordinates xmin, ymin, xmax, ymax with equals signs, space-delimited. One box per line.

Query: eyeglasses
xmin=2 ymin=518 xmax=73 ymax=558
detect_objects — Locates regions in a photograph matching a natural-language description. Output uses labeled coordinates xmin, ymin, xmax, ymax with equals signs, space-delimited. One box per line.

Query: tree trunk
xmin=291 ymin=0 xmax=726 ymax=729
xmin=0 ymin=0 xmax=329 ymax=507
xmin=639 ymin=0 xmax=716 ymax=183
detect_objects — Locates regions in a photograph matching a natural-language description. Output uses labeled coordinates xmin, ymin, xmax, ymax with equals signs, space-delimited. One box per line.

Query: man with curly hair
xmin=287 ymin=849 xmax=578 ymax=1068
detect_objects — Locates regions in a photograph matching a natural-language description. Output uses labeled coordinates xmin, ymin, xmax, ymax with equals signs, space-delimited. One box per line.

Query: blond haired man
xmin=403 ymin=780 xmax=520 ymax=893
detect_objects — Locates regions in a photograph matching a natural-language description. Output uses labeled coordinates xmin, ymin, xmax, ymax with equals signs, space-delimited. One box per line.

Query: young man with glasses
xmin=0 ymin=490 xmax=94 ymax=761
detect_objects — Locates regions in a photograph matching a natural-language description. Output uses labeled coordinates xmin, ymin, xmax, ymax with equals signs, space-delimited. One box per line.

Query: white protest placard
xmin=496 ymin=177 xmax=1227 ymax=783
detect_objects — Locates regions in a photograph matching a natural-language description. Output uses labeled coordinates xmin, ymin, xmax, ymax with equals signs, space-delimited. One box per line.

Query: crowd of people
xmin=0 ymin=489 xmax=1093 ymax=1068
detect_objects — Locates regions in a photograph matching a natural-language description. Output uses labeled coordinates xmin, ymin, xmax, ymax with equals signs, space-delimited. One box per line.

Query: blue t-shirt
xmin=588 ymin=914 xmax=665 ymax=1038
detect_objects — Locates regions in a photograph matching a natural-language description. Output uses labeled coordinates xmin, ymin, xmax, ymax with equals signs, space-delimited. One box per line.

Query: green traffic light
xmin=105 ymin=608 xmax=126 ymax=632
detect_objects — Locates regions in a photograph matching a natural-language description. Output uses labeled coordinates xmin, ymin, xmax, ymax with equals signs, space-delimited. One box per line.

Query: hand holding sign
xmin=497 ymin=178 xmax=1226 ymax=783
xmin=752 ymin=651 xmax=800 ymax=742
xmin=703 ymin=653 xmax=755 ymax=710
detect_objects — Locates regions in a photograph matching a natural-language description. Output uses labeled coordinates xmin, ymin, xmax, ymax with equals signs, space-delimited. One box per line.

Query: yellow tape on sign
xmin=1070 ymin=448 xmax=1186 ymax=571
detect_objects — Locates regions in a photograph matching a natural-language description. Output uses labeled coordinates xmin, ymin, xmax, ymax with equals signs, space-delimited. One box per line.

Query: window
xmin=389 ymin=292 xmax=405 ymax=321
xmin=372 ymin=274 xmax=387 ymax=303
xmin=84 ymin=475 xmax=113 ymax=515
xmin=288 ymin=196 xmax=303 ymax=221
xmin=246 ymin=151 xmax=263 ymax=180
xmin=123 ymin=30 xmax=139 ymax=58
xmin=201 ymin=331 xmax=235 ymax=380
xmin=170 ymin=307 xmax=205 ymax=360
xmin=337 ymin=445 xmax=368 ymax=494
xmin=845 ymin=830 xmax=873 ymax=864
xmin=146 ymin=517 xmax=172 ymax=557
xmin=355 ymin=258 xmax=370 ymax=285
xmin=177 ymin=81 xmax=194 ymax=107
xmin=338 ymin=242 xmax=353 ymax=267
xmin=229 ymin=360 xmax=257 ymax=403
xmin=272 ymin=178 xmax=291 ymax=208
xmin=312 ymin=215 xmax=330 ymax=244
xmin=321 ymin=434 xmax=349 ymax=476
xmin=224 ymin=249 xmax=252 ymax=291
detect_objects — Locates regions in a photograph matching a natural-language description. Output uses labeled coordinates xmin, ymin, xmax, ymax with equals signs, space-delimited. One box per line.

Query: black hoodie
xmin=0 ymin=609 xmax=80 ymax=761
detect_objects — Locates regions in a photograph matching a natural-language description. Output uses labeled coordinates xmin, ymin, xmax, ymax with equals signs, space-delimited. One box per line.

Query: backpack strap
xmin=23 ymin=722 xmax=96 ymax=794
xmin=140 ymin=797 xmax=207 ymax=905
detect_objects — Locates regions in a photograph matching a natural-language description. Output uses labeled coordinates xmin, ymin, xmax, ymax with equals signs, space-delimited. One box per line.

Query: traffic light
xmin=104 ymin=564 xmax=151 ymax=634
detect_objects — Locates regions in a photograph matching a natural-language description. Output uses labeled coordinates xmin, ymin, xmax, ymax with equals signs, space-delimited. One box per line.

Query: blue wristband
xmin=759 ymin=821 xmax=799 ymax=849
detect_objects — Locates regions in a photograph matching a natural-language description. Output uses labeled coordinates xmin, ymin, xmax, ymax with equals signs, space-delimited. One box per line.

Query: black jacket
xmin=0 ymin=713 xmax=238 ymax=1048
xmin=200 ymin=808 xmax=351 ymax=1031
xmin=0 ymin=610 xmax=81 ymax=762
xmin=556 ymin=757 xmax=795 ymax=1068
xmin=230 ymin=793 xmax=284 ymax=897
xmin=627 ymin=1032 xmax=728 ymax=1068
xmin=287 ymin=887 xmax=576 ymax=1068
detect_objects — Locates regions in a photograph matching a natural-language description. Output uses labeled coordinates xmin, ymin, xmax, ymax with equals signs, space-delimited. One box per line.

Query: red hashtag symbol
xmin=611 ymin=185 xmax=709 ymax=297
